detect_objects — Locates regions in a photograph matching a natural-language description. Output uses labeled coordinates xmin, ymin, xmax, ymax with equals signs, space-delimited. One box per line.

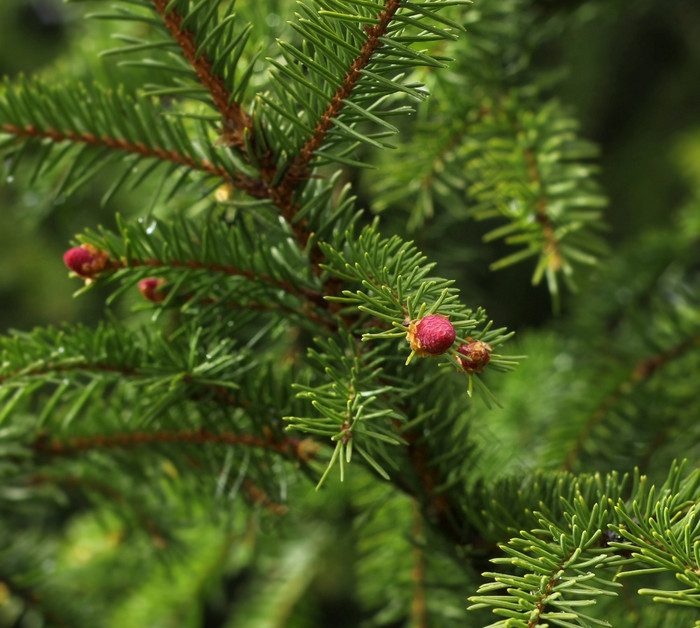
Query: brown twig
xmin=562 ymin=334 xmax=700 ymax=471
xmin=33 ymin=427 xmax=318 ymax=464
xmin=151 ymin=0 xmax=253 ymax=151
xmin=527 ymin=550 xmax=576 ymax=628
xmin=1 ymin=123 xmax=267 ymax=199
xmin=120 ymin=256 xmax=322 ymax=303
xmin=119 ymin=256 xmax=338 ymax=327
xmin=267 ymin=0 xmax=402 ymax=251
xmin=243 ymin=479 xmax=289 ymax=515
xmin=523 ymin=147 xmax=562 ymax=271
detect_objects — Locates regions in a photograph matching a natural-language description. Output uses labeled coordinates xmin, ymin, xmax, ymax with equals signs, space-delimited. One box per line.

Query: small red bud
xmin=407 ymin=314 xmax=456 ymax=357
xmin=457 ymin=338 xmax=492 ymax=373
xmin=63 ymin=244 xmax=108 ymax=279
xmin=138 ymin=277 xmax=168 ymax=302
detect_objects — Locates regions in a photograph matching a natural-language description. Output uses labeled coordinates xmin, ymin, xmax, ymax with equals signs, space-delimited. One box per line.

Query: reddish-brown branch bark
xmin=527 ymin=550 xmax=576 ymax=628
xmin=33 ymin=427 xmax=318 ymax=463
xmin=268 ymin=0 xmax=402 ymax=241
xmin=243 ymin=479 xmax=290 ymax=515
xmin=112 ymin=256 xmax=336 ymax=326
xmin=117 ymin=256 xmax=320 ymax=302
xmin=151 ymin=0 xmax=253 ymax=151
xmin=562 ymin=334 xmax=700 ymax=471
xmin=1 ymin=123 xmax=267 ymax=198
xmin=8 ymin=0 xmax=491 ymax=558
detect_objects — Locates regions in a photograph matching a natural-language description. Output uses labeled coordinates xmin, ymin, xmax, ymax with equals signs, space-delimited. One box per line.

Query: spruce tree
xmin=1 ymin=0 xmax=699 ymax=626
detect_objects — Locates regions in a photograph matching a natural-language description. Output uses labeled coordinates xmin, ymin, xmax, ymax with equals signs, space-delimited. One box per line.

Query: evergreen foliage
xmin=0 ymin=0 xmax=698 ymax=626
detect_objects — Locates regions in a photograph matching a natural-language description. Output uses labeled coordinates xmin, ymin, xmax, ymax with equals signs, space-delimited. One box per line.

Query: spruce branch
xmin=467 ymin=96 xmax=608 ymax=301
xmin=258 ymin=0 xmax=467 ymax=260
xmin=32 ymin=427 xmax=318 ymax=464
xmin=369 ymin=2 xmax=609 ymax=300
xmin=0 ymin=356 xmax=251 ymax=415
xmin=0 ymin=78 xmax=266 ymax=199
xmin=272 ymin=0 xmax=402 ymax=204
xmin=562 ymin=333 xmax=700 ymax=472
xmin=149 ymin=0 xmax=253 ymax=151
xmin=1 ymin=122 xmax=232 ymax=181
xmin=73 ymin=217 xmax=340 ymax=327
xmin=2 ymin=1 xmax=698 ymax=624
xmin=467 ymin=464 xmax=700 ymax=624
xmin=0 ymin=322 xmax=260 ymax=428
xmin=0 ymin=359 xmax=138 ymax=386
xmin=469 ymin=492 xmax=623 ymax=627
xmin=527 ymin=547 xmax=591 ymax=628
xmin=109 ymin=253 xmax=318 ymax=304
xmin=523 ymin=144 xmax=562 ymax=275
xmin=614 ymin=501 xmax=700 ymax=610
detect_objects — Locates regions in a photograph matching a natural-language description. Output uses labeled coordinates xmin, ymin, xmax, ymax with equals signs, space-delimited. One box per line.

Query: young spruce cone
xmin=407 ymin=314 xmax=456 ymax=357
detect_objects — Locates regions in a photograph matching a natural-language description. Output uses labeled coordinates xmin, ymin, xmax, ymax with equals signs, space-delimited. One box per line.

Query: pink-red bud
xmin=138 ymin=277 xmax=168 ymax=302
xmin=407 ymin=314 xmax=456 ymax=357
xmin=63 ymin=244 xmax=108 ymax=279
xmin=457 ymin=338 xmax=492 ymax=373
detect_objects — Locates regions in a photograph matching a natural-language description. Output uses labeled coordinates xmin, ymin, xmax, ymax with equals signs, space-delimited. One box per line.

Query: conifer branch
xmin=1 ymin=361 xmax=251 ymax=412
xmin=32 ymin=428 xmax=318 ymax=463
xmin=270 ymin=0 xmax=401 ymax=225
xmin=562 ymin=333 xmax=700 ymax=471
xmin=1 ymin=342 xmax=251 ymax=414
xmin=197 ymin=296 xmax=335 ymax=330
xmin=524 ymin=147 xmax=562 ymax=272
xmin=108 ymin=254 xmax=337 ymax=326
xmin=0 ymin=361 xmax=137 ymax=385
xmin=526 ymin=548 xmax=577 ymax=628
xmin=150 ymin=0 xmax=253 ymax=151
xmin=0 ymin=122 xmax=266 ymax=198
xmin=114 ymin=256 xmax=321 ymax=303
xmin=7 ymin=3 xmax=691 ymax=623
xmin=393 ymin=421 xmax=471 ymax=547
xmin=242 ymin=480 xmax=290 ymax=515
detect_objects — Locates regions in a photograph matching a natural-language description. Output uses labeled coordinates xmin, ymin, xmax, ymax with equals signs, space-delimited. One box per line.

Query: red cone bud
xmin=63 ymin=244 xmax=108 ymax=279
xmin=407 ymin=314 xmax=456 ymax=357
xmin=138 ymin=277 xmax=168 ymax=302
xmin=457 ymin=338 xmax=492 ymax=373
